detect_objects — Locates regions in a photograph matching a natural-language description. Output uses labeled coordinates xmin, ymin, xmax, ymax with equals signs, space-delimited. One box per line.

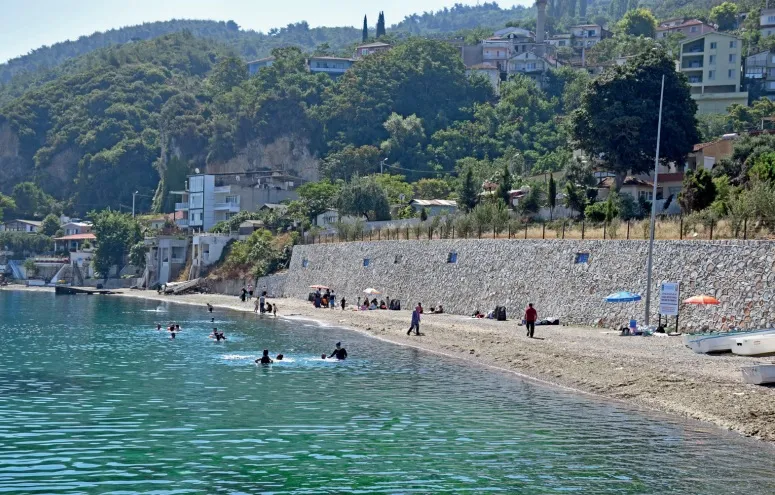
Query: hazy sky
xmin=1 ymin=0 xmax=530 ymax=63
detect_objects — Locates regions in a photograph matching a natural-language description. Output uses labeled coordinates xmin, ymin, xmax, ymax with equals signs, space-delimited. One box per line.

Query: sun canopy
xmin=605 ymin=291 xmax=642 ymax=303
xmin=363 ymin=288 xmax=381 ymax=295
xmin=683 ymin=295 xmax=720 ymax=305
xmin=309 ymin=285 xmax=330 ymax=290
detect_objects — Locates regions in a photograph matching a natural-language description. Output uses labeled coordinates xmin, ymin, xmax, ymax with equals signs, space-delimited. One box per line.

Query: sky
xmin=0 ymin=0 xmax=530 ymax=64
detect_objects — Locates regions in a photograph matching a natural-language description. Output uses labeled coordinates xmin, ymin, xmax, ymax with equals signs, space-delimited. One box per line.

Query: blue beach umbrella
xmin=605 ymin=291 xmax=642 ymax=303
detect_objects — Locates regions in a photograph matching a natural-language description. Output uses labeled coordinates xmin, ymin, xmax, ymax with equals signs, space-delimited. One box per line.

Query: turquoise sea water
xmin=2 ymin=291 xmax=775 ymax=494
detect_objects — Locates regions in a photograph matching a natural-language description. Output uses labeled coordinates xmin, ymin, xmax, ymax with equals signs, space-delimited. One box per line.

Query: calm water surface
xmin=2 ymin=291 xmax=775 ymax=494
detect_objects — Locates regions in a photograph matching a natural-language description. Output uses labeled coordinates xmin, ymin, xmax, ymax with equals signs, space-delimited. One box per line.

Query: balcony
xmin=214 ymin=202 xmax=241 ymax=212
xmin=175 ymin=202 xmax=189 ymax=210
xmin=213 ymin=186 xmax=231 ymax=194
xmin=681 ymin=62 xmax=704 ymax=69
xmin=176 ymin=218 xmax=189 ymax=227
xmin=310 ymin=66 xmax=349 ymax=74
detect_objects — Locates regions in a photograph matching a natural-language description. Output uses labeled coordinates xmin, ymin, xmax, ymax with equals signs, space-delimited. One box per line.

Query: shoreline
xmin=5 ymin=285 xmax=775 ymax=442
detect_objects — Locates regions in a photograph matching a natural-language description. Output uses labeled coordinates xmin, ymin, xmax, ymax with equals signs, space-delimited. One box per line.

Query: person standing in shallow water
xmin=328 ymin=342 xmax=348 ymax=360
xmin=525 ymin=303 xmax=537 ymax=338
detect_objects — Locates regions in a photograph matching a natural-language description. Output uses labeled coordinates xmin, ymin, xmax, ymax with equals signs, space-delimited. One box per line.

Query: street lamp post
xmin=381 ymin=158 xmax=388 ymax=174
xmin=132 ymin=191 xmax=139 ymax=218
xmin=644 ymin=75 xmax=666 ymax=327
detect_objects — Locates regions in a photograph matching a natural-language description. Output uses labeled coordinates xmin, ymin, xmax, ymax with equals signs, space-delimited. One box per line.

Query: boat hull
xmin=686 ymin=329 xmax=775 ymax=354
xmin=741 ymin=364 xmax=775 ymax=385
xmin=733 ymin=334 xmax=775 ymax=356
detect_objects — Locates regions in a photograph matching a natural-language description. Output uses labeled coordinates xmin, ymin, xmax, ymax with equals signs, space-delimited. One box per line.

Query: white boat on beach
xmin=741 ymin=364 xmax=775 ymax=385
xmin=685 ymin=329 xmax=775 ymax=354
xmin=732 ymin=334 xmax=775 ymax=356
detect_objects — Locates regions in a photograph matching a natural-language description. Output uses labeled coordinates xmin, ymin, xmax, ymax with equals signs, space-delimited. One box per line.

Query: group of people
xmin=156 ymin=323 xmax=182 ymax=339
xmin=255 ymin=342 xmax=348 ymax=364
xmin=313 ymin=288 xmax=339 ymax=309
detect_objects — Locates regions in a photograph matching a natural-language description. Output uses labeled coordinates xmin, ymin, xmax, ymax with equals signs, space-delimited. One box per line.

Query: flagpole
xmin=644 ymin=74 xmax=665 ymax=327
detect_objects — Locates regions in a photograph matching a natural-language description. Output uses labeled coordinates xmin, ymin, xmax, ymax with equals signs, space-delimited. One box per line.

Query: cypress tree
xmin=548 ymin=175 xmax=557 ymax=220
xmin=459 ymin=168 xmax=478 ymax=212
xmin=376 ymin=12 xmax=386 ymax=38
xmin=362 ymin=15 xmax=368 ymax=42
xmin=496 ymin=163 xmax=512 ymax=208
xmin=579 ymin=0 xmax=587 ymax=19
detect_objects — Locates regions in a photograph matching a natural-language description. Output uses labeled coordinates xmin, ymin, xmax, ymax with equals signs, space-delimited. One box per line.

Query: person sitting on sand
xmin=379 ymin=300 xmax=387 ymax=310
xmin=256 ymin=349 xmax=273 ymax=364
xmin=435 ymin=305 xmax=444 ymax=314
xmin=328 ymin=342 xmax=348 ymax=360
xmin=369 ymin=301 xmax=377 ymax=310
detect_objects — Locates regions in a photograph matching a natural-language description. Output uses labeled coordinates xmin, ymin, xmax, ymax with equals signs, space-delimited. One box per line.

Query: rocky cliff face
xmin=0 ymin=123 xmax=29 ymax=194
xmin=206 ymin=136 xmax=320 ymax=182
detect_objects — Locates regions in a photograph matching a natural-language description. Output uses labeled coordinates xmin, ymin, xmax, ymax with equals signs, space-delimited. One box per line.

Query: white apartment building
xmin=679 ymin=32 xmax=748 ymax=114
xmin=761 ymin=8 xmax=775 ymax=38
xmin=170 ymin=175 xmax=240 ymax=232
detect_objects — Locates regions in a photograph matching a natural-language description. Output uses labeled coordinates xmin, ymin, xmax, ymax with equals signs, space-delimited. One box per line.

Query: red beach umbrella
xmin=683 ymin=295 xmax=720 ymax=305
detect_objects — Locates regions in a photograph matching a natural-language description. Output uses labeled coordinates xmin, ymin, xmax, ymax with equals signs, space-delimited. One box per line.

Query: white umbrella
xmin=363 ymin=288 xmax=381 ymax=295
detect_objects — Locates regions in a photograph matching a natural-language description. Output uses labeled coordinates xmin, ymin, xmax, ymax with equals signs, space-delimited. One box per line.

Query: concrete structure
xmin=171 ymin=172 xmax=300 ymax=232
xmin=679 ymin=32 xmax=748 ymax=114
xmin=410 ymin=199 xmax=457 ymax=217
xmin=144 ymin=236 xmax=189 ymax=287
xmin=190 ymin=233 xmax=237 ymax=278
xmin=283 ymin=239 xmax=775 ymax=331
xmin=307 ymin=56 xmax=354 ymax=76
xmin=54 ymin=233 xmax=96 ymax=252
xmin=354 ymin=42 xmax=391 ymax=59
xmin=465 ymin=63 xmax=500 ymax=93
xmin=481 ymin=39 xmax=513 ymax=73
xmin=546 ymin=34 xmax=571 ymax=47
xmin=61 ymin=221 xmax=92 ymax=236
xmin=760 ymin=8 xmax=775 ymax=38
xmin=509 ymin=52 xmax=550 ymax=83
xmin=535 ymin=0 xmax=547 ymax=45
xmin=0 ymin=220 xmax=41 ymax=233
xmin=656 ymin=18 xmax=716 ymax=39
xmin=247 ymin=57 xmax=275 ymax=75
xmin=687 ymin=135 xmax=737 ymax=171
xmin=570 ymin=24 xmax=611 ymax=49
xmin=745 ymin=50 xmax=775 ymax=101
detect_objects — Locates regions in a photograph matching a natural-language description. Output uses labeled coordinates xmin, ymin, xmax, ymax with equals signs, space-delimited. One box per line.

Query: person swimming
xmin=210 ymin=328 xmax=226 ymax=342
xmin=156 ymin=324 xmax=162 ymax=331
xmin=328 ymin=342 xmax=348 ymax=360
xmin=256 ymin=349 xmax=273 ymax=364
xmin=321 ymin=353 xmax=327 ymax=360
xmin=276 ymin=354 xmax=284 ymax=361
xmin=211 ymin=317 xmax=215 ymax=323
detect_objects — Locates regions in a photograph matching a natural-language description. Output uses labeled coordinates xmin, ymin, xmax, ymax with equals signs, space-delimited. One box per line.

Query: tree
xmin=129 ymin=242 xmax=148 ymax=270
xmin=362 ymin=15 xmax=369 ymax=42
xmin=11 ymin=182 xmax=51 ymax=218
xmin=496 ymin=162 xmax=512 ymax=207
xmin=0 ymin=194 xmax=16 ymax=222
xmin=90 ymin=210 xmax=142 ymax=278
xmin=374 ymin=174 xmax=413 ymax=205
xmin=564 ymin=181 xmax=585 ymax=218
xmin=710 ymin=2 xmax=738 ymax=31
xmin=616 ymin=8 xmax=658 ymax=38
xmin=419 ymin=207 xmax=428 ymax=221
xmin=337 ymin=175 xmax=391 ymax=221
xmin=548 ymin=175 xmax=557 ymax=220
xmin=321 ymin=145 xmax=381 ymax=180
xmin=749 ymin=151 xmax=775 ymax=184
xmin=414 ymin=178 xmax=450 ymax=200
xmin=458 ymin=168 xmax=479 ymax=212
xmin=571 ymin=49 xmax=699 ymax=191
xmin=207 ymin=56 xmax=247 ymax=96
xmin=41 ymin=214 xmax=61 ymax=236
xmin=296 ymin=180 xmax=340 ymax=221
xmin=679 ymin=169 xmax=717 ymax=213
xmin=376 ymin=11 xmax=386 ymax=38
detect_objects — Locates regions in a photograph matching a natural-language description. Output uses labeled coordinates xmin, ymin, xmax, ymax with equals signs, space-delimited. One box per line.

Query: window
xmin=639 ymin=191 xmax=654 ymax=201
xmin=447 ymin=252 xmax=458 ymax=263
xmin=709 ymin=55 xmax=716 ymax=64
xmin=363 ymin=258 xmax=370 ymax=267
xmin=690 ymin=26 xmax=698 ymax=33
xmin=729 ymin=69 xmax=735 ymax=78
xmin=768 ymin=15 xmax=775 ymax=23
xmin=729 ymin=54 xmax=736 ymax=63
xmin=302 ymin=259 xmax=308 ymax=268
xmin=575 ymin=253 xmax=589 ymax=264
xmin=710 ymin=42 xmax=717 ymax=49
xmin=729 ymin=41 xmax=737 ymax=48
xmin=708 ymin=70 xmax=715 ymax=80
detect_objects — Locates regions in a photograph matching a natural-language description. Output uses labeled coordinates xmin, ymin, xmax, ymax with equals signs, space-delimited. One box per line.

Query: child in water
xmin=256 ymin=350 xmax=273 ymax=364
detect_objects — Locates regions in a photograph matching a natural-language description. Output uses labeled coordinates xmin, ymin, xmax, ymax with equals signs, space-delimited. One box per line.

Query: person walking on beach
xmin=407 ymin=307 xmax=421 ymax=336
xmin=341 ymin=296 xmax=346 ymax=311
xmin=248 ymin=283 xmax=254 ymax=300
xmin=240 ymin=287 xmax=247 ymax=303
xmin=329 ymin=290 xmax=336 ymax=309
xmin=525 ymin=303 xmax=537 ymax=338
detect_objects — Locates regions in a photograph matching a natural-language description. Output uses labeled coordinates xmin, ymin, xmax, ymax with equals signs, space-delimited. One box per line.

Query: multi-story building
xmin=570 ymin=24 xmax=611 ymax=49
xmin=171 ymin=173 xmax=301 ymax=232
xmin=679 ymin=32 xmax=748 ymax=114
xmin=509 ymin=52 xmax=552 ymax=84
xmin=656 ymin=18 xmax=716 ymax=39
xmin=481 ymin=39 xmax=514 ymax=73
xmin=354 ymin=42 xmax=391 ymax=59
xmin=760 ymin=8 xmax=775 ymax=38
xmin=745 ymin=50 xmax=775 ymax=100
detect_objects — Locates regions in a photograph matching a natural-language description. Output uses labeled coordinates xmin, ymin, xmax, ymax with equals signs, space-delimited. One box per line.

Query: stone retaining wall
xmin=284 ymin=239 xmax=775 ymax=331
xmin=205 ymin=273 xmax=287 ymax=299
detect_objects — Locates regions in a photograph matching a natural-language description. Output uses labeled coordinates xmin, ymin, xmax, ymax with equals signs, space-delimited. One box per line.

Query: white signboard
xmin=659 ymin=282 xmax=680 ymax=316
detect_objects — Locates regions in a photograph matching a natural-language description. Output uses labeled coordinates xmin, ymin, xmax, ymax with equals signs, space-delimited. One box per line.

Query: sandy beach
xmin=6 ymin=285 xmax=775 ymax=442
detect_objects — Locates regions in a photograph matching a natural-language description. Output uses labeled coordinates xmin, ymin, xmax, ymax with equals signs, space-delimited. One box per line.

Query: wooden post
xmin=524 ymin=222 xmax=528 ymax=239
xmin=542 ymin=223 xmax=545 ymax=239
xmin=679 ymin=215 xmax=683 ymax=240
xmin=508 ymin=224 xmax=511 ymax=239
xmin=581 ymin=220 xmax=585 ymax=240
xmin=562 ymin=221 xmax=565 ymax=239
xmin=369 ymin=230 xmax=372 ymax=241
xmin=709 ymin=223 xmax=713 ymax=240
xmin=406 ymin=226 xmax=409 ymax=240
xmin=603 ymin=222 xmax=607 ymax=240
xmin=626 ymin=220 xmax=630 ymax=239
xmin=743 ymin=217 xmax=748 ymax=240
xmin=452 ymin=226 xmax=455 ymax=238
xmin=378 ymin=229 xmax=381 ymax=241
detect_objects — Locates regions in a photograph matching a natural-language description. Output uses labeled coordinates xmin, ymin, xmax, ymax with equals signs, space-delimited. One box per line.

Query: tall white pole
xmin=644 ymin=75 xmax=665 ymax=327
xmin=132 ymin=191 xmax=138 ymax=218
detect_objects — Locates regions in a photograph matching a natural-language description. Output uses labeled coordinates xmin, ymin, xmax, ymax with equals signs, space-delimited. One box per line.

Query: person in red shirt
xmin=525 ymin=303 xmax=537 ymax=338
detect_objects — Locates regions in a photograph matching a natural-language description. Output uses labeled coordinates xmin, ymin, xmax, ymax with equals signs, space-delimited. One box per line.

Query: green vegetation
xmin=0 ymin=232 xmax=52 ymax=255
xmin=89 ymin=210 xmax=142 ymax=277
xmin=616 ymin=9 xmax=658 ymax=38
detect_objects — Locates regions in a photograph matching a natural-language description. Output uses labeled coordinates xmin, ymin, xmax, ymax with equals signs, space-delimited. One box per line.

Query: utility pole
xmin=381 ymin=158 xmax=387 ymax=174
xmin=132 ymin=191 xmax=139 ymax=218
xmin=644 ymin=75 xmax=666 ymax=328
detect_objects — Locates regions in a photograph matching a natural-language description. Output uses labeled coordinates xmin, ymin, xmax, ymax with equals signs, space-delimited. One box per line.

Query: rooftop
xmin=357 ymin=42 xmax=391 ymax=49
xmin=598 ymin=176 xmax=653 ymax=188
xmin=411 ymin=199 xmax=457 ymax=207
xmin=308 ymin=56 xmax=354 ymax=62
xmin=5 ymin=219 xmax=42 ymax=226
xmin=657 ymin=19 xmax=711 ymax=30
xmin=54 ymin=233 xmax=97 ymax=241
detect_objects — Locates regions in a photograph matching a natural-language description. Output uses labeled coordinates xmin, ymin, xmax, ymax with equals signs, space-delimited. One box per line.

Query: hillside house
xmin=308 ymin=56 xmax=354 ymax=76
xmin=656 ymin=18 xmax=716 ymax=39
xmin=0 ymin=220 xmax=42 ymax=233
xmin=247 ymin=56 xmax=275 ymax=75
xmin=410 ymin=199 xmax=458 ymax=217
xmin=354 ymin=42 xmax=391 ymax=59
xmin=570 ymin=24 xmax=611 ymax=49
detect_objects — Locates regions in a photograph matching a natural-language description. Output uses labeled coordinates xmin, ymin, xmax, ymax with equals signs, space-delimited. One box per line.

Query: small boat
xmin=733 ymin=334 xmax=775 ymax=356
xmin=741 ymin=364 xmax=775 ymax=385
xmin=685 ymin=329 xmax=775 ymax=354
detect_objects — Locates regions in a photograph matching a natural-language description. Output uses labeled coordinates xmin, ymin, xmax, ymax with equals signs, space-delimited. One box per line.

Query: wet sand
xmin=6 ymin=285 xmax=775 ymax=442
